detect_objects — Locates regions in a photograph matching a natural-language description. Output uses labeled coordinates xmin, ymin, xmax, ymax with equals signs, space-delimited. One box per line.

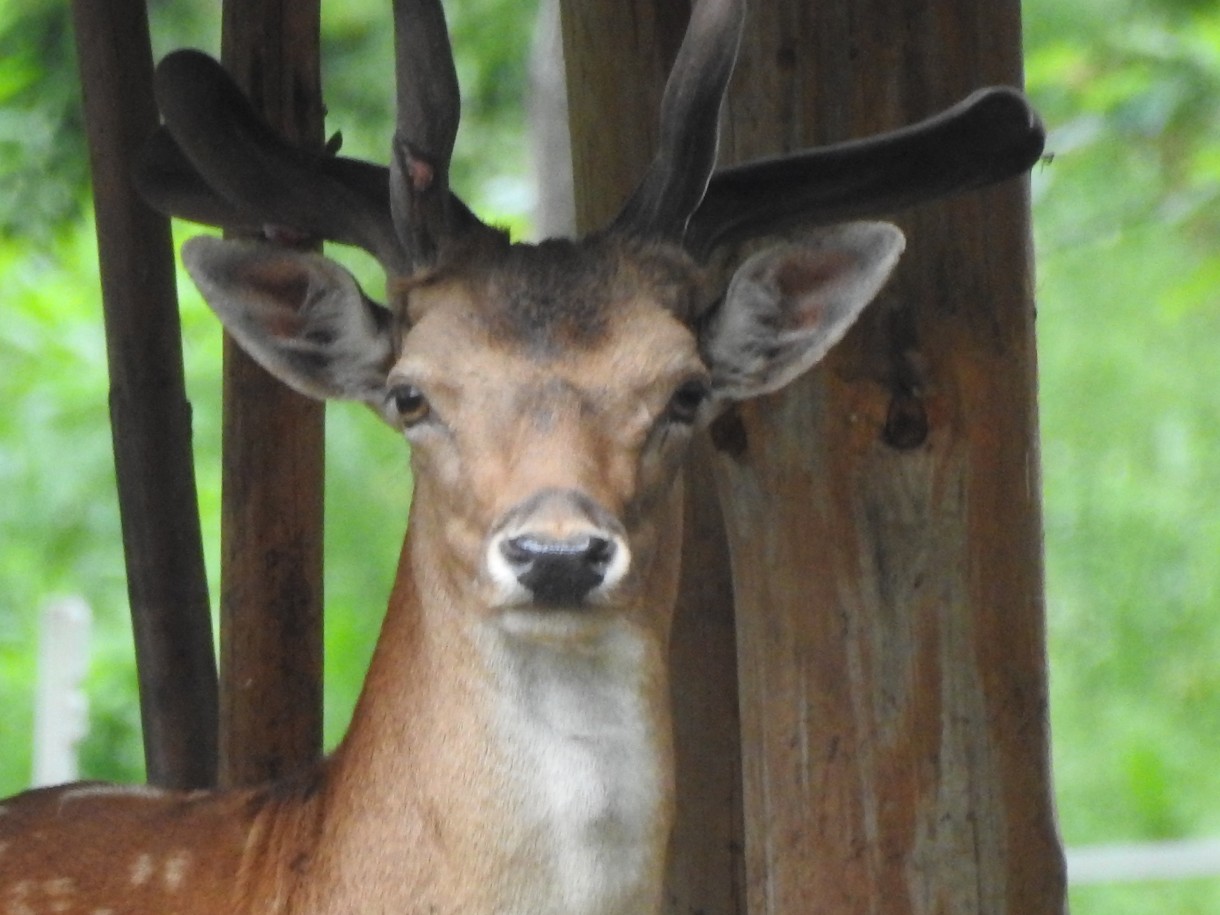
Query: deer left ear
xmin=182 ymin=236 xmax=395 ymax=411
xmin=700 ymin=221 xmax=904 ymax=403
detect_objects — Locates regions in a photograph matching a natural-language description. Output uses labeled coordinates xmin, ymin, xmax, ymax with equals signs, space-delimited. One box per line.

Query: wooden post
xmin=217 ymin=1 xmax=326 ymax=787
xmin=560 ymin=3 xmax=747 ymax=912
xmin=714 ymin=1 xmax=1066 ymax=911
xmin=71 ymin=0 xmax=219 ymax=790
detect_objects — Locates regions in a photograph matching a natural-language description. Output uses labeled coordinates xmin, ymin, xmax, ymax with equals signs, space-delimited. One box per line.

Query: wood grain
xmin=714 ymin=1 xmax=1066 ymax=911
xmin=217 ymin=0 xmax=326 ymax=788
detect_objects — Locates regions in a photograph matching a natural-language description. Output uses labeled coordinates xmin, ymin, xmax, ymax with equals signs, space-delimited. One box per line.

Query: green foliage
xmin=0 ymin=8 xmax=86 ymax=238
xmin=1026 ymin=0 xmax=1220 ymax=909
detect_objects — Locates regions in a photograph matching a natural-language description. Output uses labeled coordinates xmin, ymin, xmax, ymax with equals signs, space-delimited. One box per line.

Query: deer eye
xmin=665 ymin=378 xmax=710 ymax=425
xmin=388 ymin=384 xmax=431 ymax=427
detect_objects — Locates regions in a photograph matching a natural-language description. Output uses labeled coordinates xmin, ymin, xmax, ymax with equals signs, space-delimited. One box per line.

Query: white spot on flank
xmin=43 ymin=877 xmax=74 ymax=895
xmin=164 ymin=850 xmax=191 ymax=891
xmin=6 ymin=881 xmax=34 ymax=915
xmin=92 ymin=909 xmax=116 ymax=915
xmin=130 ymin=852 xmax=155 ymax=886
xmin=59 ymin=784 xmax=168 ymax=805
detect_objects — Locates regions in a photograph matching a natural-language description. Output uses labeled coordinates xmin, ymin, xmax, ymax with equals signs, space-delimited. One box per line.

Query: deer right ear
xmin=700 ymin=221 xmax=904 ymax=403
xmin=182 ymin=237 xmax=395 ymax=412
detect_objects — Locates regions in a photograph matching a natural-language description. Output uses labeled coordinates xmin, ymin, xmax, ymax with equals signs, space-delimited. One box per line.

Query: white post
xmin=32 ymin=596 xmax=92 ymax=787
xmin=1067 ymin=839 xmax=1220 ymax=885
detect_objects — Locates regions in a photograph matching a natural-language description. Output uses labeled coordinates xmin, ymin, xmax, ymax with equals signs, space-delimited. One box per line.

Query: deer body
xmin=1 ymin=0 xmax=1046 ymax=908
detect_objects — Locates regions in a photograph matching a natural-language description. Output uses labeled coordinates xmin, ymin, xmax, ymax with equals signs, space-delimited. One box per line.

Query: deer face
xmin=392 ymin=242 xmax=707 ymax=622
xmin=184 ymin=221 xmax=902 ymax=635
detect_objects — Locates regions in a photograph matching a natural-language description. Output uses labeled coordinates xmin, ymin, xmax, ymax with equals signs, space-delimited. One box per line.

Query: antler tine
xmin=687 ymin=86 xmax=1046 ymax=258
xmin=150 ymin=50 xmax=406 ymax=268
xmin=138 ymin=125 xmax=464 ymax=251
xmin=391 ymin=0 xmax=463 ymax=268
xmin=610 ymin=0 xmax=747 ymax=241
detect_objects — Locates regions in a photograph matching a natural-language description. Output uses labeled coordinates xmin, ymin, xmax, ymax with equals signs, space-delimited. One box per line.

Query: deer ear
xmin=182 ymin=236 xmax=394 ymax=411
xmin=701 ymin=222 xmax=904 ymax=402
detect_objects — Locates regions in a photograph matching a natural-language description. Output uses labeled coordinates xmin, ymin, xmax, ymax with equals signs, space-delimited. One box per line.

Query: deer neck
xmin=307 ymin=507 xmax=679 ymax=915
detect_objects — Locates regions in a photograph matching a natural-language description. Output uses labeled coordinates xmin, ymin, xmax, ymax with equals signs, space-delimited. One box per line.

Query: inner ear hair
xmin=701 ymin=221 xmax=904 ymax=402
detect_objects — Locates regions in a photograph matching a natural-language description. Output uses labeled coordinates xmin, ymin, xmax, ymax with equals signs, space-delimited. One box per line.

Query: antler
xmin=687 ymin=86 xmax=1045 ymax=257
xmin=389 ymin=0 xmax=462 ymax=268
xmin=137 ymin=1 xmax=480 ymax=276
xmin=135 ymin=0 xmax=1043 ymax=271
xmin=610 ymin=0 xmax=746 ymax=241
xmin=606 ymin=0 xmax=1043 ymax=250
xmin=144 ymin=50 xmax=406 ymax=268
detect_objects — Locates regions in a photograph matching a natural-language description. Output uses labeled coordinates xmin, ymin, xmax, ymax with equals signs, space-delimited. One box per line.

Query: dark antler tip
xmin=974 ymin=87 xmax=1045 ymax=142
xmin=958 ymin=86 xmax=1046 ymax=174
xmin=155 ymin=48 xmax=224 ymax=91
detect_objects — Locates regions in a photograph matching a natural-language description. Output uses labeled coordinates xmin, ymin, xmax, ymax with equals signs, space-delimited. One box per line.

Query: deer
xmin=0 ymin=0 xmax=1043 ymax=912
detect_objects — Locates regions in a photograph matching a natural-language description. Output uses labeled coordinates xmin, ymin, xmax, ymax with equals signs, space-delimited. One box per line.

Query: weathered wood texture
xmin=713 ymin=2 xmax=1067 ymax=913
xmin=217 ymin=0 xmax=326 ymax=788
xmin=71 ymin=0 xmax=218 ymax=789
xmin=561 ymin=3 xmax=747 ymax=913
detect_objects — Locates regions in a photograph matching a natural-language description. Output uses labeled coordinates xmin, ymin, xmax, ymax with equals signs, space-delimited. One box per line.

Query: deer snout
xmin=499 ymin=534 xmax=617 ymax=606
xmin=487 ymin=489 xmax=630 ymax=607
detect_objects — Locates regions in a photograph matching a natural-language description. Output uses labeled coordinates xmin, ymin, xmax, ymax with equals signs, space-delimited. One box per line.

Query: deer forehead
xmin=402 ymin=234 xmax=703 ymax=337
xmin=396 ymin=276 xmax=708 ymax=418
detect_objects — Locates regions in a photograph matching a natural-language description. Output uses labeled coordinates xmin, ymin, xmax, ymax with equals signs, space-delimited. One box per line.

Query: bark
xmin=71 ymin=0 xmax=218 ymax=790
xmin=217 ymin=0 xmax=326 ymax=788
xmin=713 ymin=2 xmax=1066 ymax=912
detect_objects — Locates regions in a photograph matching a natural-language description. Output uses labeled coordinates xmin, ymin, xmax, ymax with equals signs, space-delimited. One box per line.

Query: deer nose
xmin=499 ymin=533 xmax=618 ymax=606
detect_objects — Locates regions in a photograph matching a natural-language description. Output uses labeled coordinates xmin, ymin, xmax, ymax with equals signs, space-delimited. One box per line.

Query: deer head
xmin=141 ymin=0 xmax=954 ymax=632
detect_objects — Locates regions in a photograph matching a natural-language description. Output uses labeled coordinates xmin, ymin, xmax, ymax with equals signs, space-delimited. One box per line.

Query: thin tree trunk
xmin=714 ymin=2 xmax=1066 ymax=911
xmin=217 ymin=0 xmax=326 ymax=788
xmin=71 ymin=0 xmax=218 ymax=790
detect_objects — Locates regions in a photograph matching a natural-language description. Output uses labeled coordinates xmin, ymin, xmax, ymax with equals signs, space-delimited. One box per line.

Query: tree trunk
xmin=217 ymin=0 xmax=326 ymax=788
xmin=714 ymin=2 xmax=1066 ymax=912
xmin=71 ymin=0 xmax=218 ymax=790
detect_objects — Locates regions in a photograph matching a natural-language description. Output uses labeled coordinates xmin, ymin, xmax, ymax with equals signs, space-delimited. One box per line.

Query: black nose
xmin=500 ymin=534 xmax=617 ymax=606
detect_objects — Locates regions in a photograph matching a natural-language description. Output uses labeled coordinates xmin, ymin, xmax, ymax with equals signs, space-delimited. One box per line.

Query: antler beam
xmin=147 ymin=50 xmax=404 ymax=264
xmin=687 ymin=85 xmax=1045 ymax=256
